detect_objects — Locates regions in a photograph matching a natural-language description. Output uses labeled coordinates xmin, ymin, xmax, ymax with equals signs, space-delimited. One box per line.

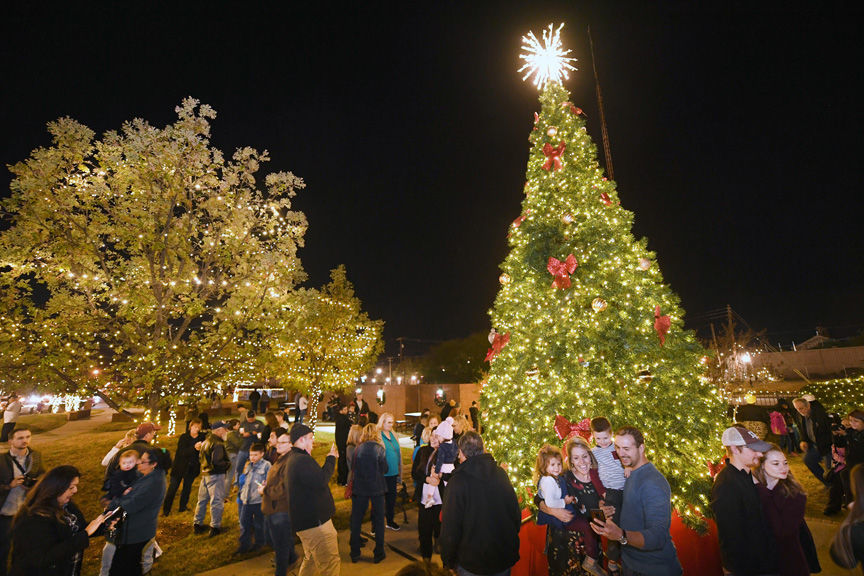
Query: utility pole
xmin=588 ymin=26 xmax=615 ymax=180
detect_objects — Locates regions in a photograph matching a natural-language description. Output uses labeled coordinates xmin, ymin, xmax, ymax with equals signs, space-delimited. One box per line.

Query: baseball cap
xmin=721 ymin=426 xmax=771 ymax=452
xmin=211 ymin=420 xmax=227 ymax=430
xmin=136 ymin=421 xmax=161 ymax=438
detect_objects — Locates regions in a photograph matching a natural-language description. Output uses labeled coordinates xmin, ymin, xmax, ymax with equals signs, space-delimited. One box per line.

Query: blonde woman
xmin=349 ymin=423 xmax=387 ymax=563
xmin=452 ymin=414 xmax=472 ymax=438
xmin=346 ymin=424 xmax=363 ymax=474
xmin=377 ymin=412 xmax=402 ymax=530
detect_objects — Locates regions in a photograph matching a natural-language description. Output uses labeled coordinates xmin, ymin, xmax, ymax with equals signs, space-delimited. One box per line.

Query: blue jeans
xmin=803 ymin=443 xmax=832 ymax=483
xmin=194 ymin=473 xmax=226 ymax=527
xmin=350 ymin=493 xmax=385 ymax=558
xmin=266 ymin=512 xmax=298 ymax=576
xmin=457 ymin=567 xmax=510 ymax=576
xmin=239 ymin=502 xmax=266 ymax=551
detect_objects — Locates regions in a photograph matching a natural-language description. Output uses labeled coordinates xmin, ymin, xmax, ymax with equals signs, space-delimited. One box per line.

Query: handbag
xmin=830 ymin=518 xmax=860 ymax=570
xmin=344 ymin=451 xmax=357 ymax=499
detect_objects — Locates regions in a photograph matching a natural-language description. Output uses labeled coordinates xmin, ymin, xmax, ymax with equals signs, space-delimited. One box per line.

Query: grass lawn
xmin=37 ymin=425 xmax=413 ymax=576
xmin=14 ymin=411 xmax=68 ymax=435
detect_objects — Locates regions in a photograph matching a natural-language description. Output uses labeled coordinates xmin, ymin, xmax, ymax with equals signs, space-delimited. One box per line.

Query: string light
xmin=0 ymin=98 xmax=381 ymax=425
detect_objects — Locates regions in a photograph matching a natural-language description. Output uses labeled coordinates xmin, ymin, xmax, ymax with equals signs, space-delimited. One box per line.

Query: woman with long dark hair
xmin=753 ymin=442 xmax=819 ymax=575
xmin=10 ymin=465 xmax=106 ymax=576
xmin=108 ymin=447 xmax=167 ymax=576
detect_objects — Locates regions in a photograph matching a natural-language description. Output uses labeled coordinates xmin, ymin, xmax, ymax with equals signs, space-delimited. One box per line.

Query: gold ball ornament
xmin=561 ymin=213 xmax=575 ymax=224
xmin=637 ymin=369 xmax=653 ymax=383
xmin=499 ymin=273 xmax=512 ymax=285
xmin=638 ymin=258 xmax=651 ymax=270
xmin=744 ymin=392 xmax=757 ymax=405
xmin=547 ymin=126 xmax=558 ymax=137
xmin=591 ymin=297 xmax=607 ymax=312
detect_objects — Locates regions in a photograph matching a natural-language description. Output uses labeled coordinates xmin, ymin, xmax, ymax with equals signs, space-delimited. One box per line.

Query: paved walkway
xmin=196 ymin=504 xmax=426 ymax=576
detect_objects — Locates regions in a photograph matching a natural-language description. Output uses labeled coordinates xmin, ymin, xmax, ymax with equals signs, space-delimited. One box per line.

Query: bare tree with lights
xmin=481 ymin=24 xmax=726 ymax=528
xmin=0 ymin=99 xmax=380 ymax=424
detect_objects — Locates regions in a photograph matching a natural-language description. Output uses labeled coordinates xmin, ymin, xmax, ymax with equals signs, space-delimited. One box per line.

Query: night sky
xmin=3 ymin=2 xmax=863 ymax=353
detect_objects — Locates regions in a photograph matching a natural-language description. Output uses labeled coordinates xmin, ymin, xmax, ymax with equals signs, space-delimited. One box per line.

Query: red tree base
xmin=512 ymin=511 xmax=722 ymax=576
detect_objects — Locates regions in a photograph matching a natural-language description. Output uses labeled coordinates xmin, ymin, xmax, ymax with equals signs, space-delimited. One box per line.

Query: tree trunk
xmin=94 ymin=389 xmax=134 ymax=417
xmin=308 ymin=380 xmax=321 ymax=431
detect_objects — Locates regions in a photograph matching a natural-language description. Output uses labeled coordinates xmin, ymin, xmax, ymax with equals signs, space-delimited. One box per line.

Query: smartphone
xmin=590 ymin=509 xmax=606 ymax=524
xmin=104 ymin=507 xmax=122 ymax=520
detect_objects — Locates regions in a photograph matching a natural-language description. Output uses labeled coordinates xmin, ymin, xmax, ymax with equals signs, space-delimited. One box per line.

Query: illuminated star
xmin=518 ymin=23 xmax=578 ymax=90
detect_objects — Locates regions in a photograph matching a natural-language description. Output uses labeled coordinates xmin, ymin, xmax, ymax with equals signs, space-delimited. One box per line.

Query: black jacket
xmin=439 ymin=453 xmax=520 ymax=574
xmin=199 ymin=433 xmax=230 ymax=475
xmin=334 ymin=414 xmax=352 ymax=449
xmin=0 ymin=449 xmax=44 ymax=509
xmin=171 ymin=432 xmax=202 ymax=478
xmin=847 ymin=428 xmax=864 ymax=469
xmin=710 ymin=461 xmax=777 ymax=575
xmin=796 ymin=400 xmax=832 ymax=455
xmin=351 ymin=441 xmax=386 ymax=496
xmin=284 ymin=448 xmax=336 ymax=531
xmin=10 ymin=502 xmax=89 ymax=576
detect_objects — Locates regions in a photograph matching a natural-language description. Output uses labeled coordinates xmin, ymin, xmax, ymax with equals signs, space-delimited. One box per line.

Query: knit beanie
xmin=436 ymin=417 xmax=454 ymax=440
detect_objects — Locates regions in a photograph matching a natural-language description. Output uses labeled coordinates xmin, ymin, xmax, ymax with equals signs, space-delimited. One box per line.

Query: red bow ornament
xmin=560 ymin=102 xmax=586 ymax=117
xmin=706 ymin=458 xmax=726 ymax=479
xmin=600 ymin=192 xmax=613 ymax=206
xmin=654 ymin=305 xmax=671 ymax=346
xmin=554 ymin=415 xmax=593 ymax=442
xmin=485 ymin=331 xmax=510 ymax=362
xmin=542 ymin=141 xmax=566 ymax=171
xmin=547 ymin=254 xmax=578 ymax=289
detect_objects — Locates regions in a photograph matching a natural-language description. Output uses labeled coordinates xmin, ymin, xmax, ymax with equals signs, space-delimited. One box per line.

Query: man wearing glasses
xmin=261 ymin=429 xmax=299 ymax=575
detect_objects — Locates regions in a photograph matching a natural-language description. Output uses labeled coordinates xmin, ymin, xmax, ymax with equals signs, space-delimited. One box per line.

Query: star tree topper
xmin=518 ymin=23 xmax=578 ymax=90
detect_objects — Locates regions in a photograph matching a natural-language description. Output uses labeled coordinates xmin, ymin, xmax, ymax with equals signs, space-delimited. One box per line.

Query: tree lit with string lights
xmin=481 ymin=24 xmax=726 ymax=528
xmin=0 ymin=98 xmax=381 ymax=427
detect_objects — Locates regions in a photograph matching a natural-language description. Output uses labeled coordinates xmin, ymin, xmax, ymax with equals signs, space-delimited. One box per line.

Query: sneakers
xmin=193 ymin=524 xmax=207 ymax=535
xmin=373 ymin=553 xmax=386 ymax=563
xmin=386 ymin=521 xmax=401 ymax=531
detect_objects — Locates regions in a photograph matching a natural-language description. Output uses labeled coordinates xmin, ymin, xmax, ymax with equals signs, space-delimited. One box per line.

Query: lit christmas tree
xmin=482 ymin=24 xmax=725 ymax=527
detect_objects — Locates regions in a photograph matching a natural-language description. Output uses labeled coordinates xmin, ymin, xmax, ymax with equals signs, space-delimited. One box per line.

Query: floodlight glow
xmin=518 ymin=23 xmax=577 ymax=90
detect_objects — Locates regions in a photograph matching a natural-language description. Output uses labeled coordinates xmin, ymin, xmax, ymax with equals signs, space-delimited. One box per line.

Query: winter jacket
xmin=796 ymin=400 xmax=833 ymax=455
xmin=283 ymin=448 xmax=336 ymax=531
xmin=199 ymin=433 xmax=230 ymax=475
xmin=10 ymin=502 xmax=89 ymax=576
xmin=711 ymin=460 xmax=777 ymax=575
xmin=262 ymin=452 xmax=291 ymax=515
xmin=226 ymin=430 xmax=243 ymax=456
xmin=171 ymin=431 xmax=203 ymax=478
xmin=109 ymin=468 xmax=166 ymax=545
xmin=439 ymin=453 xmax=520 ymax=574
xmin=351 ymin=441 xmax=387 ymax=496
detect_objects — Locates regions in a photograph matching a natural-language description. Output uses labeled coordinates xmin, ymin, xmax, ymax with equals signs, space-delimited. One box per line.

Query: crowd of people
xmin=2 ymin=391 xmax=864 ymax=576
